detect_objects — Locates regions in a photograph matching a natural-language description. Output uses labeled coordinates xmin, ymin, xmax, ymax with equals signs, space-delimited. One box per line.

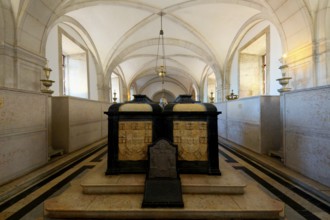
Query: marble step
xmin=45 ymin=158 xmax=284 ymax=219
xmin=44 ymin=180 xmax=283 ymax=219
xmin=81 ymin=160 xmax=246 ymax=195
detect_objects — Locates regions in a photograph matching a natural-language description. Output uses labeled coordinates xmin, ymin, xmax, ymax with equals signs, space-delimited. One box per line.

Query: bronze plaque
xmin=173 ymin=121 xmax=208 ymax=161
xmin=118 ymin=121 xmax=152 ymax=160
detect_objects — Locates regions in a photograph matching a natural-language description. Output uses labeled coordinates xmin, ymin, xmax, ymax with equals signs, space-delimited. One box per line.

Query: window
xmin=207 ymin=73 xmax=216 ymax=102
xmin=111 ymin=74 xmax=120 ymax=103
xmin=60 ymin=32 xmax=89 ymax=98
xmin=239 ymin=29 xmax=269 ymax=98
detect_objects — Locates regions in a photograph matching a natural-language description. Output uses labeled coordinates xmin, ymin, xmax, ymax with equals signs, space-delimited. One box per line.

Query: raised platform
xmin=44 ymin=159 xmax=284 ymax=219
xmin=81 ymin=160 xmax=245 ymax=195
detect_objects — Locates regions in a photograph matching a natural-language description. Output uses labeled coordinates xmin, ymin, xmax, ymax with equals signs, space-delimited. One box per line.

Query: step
xmin=44 ymin=157 xmax=284 ymax=219
xmin=45 ymin=180 xmax=283 ymax=219
xmin=81 ymin=159 xmax=246 ymax=195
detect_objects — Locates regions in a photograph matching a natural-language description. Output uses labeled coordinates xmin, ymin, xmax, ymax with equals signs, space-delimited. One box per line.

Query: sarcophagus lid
xmin=106 ymin=94 xmax=162 ymax=115
xmin=164 ymin=94 xmax=218 ymax=114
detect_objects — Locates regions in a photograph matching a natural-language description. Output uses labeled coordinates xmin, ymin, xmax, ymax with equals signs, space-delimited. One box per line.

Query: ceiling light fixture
xmin=155 ymin=12 xmax=168 ymax=108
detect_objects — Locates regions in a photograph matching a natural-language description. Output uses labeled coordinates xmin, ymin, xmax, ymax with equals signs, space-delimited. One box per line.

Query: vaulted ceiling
xmin=55 ymin=0 xmax=272 ymax=97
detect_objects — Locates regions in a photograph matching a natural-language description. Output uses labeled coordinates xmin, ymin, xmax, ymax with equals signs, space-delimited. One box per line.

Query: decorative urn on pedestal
xmin=276 ymin=64 xmax=292 ymax=93
xmin=40 ymin=62 xmax=55 ymax=94
xmin=209 ymin=91 xmax=214 ymax=103
xmin=113 ymin=91 xmax=117 ymax=103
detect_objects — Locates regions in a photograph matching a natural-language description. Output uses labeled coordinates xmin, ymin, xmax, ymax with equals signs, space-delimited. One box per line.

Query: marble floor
xmin=0 ymin=140 xmax=329 ymax=220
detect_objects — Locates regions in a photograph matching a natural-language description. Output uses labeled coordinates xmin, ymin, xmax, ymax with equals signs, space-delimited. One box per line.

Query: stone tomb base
xmin=44 ymin=159 xmax=284 ymax=219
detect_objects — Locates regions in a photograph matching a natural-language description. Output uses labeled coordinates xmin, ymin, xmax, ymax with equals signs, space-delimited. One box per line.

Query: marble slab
xmin=52 ymin=96 xmax=109 ymax=153
xmin=214 ymin=96 xmax=281 ymax=154
xmin=45 ymin=155 xmax=284 ymax=219
xmin=283 ymin=85 xmax=330 ymax=187
xmin=81 ymin=159 xmax=246 ymax=195
xmin=45 ymin=180 xmax=283 ymax=219
xmin=0 ymin=88 xmax=48 ymax=185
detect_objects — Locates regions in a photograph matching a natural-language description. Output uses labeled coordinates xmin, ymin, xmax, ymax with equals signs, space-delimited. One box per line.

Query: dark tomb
xmin=104 ymin=94 xmax=221 ymax=176
xmin=163 ymin=95 xmax=221 ymax=175
xmin=142 ymin=139 xmax=184 ymax=208
xmin=104 ymin=95 xmax=162 ymax=174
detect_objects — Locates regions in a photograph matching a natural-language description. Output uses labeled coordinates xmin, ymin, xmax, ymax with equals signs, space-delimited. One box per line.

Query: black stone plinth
xmin=142 ymin=139 xmax=184 ymax=208
xmin=142 ymin=179 xmax=184 ymax=208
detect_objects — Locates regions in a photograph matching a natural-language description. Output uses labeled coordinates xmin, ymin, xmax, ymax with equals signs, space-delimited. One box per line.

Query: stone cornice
xmin=0 ymin=43 xmax=45 ymax=66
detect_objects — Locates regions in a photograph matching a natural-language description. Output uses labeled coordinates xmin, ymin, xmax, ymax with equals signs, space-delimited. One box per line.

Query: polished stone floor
xmin=0 ymin=140 xmax=329 ymax=219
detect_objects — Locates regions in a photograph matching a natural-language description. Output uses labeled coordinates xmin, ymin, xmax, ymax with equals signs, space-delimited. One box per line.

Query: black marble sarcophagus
xmin=104 ymin=95 xmax=162 ymax=174
xmin=104 ymin=94 xmax=221 ymax=175
xmin=163 ymin=95 xmax=221 ymax=175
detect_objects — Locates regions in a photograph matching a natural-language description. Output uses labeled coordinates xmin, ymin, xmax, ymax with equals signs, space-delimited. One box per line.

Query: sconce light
xmin=226 ymin=90 xmax=238 ymax=101
xmin=209 ymin=91 xmax=214 ymax=103
xmin=113 ymin=91 xmax=117 ymax=103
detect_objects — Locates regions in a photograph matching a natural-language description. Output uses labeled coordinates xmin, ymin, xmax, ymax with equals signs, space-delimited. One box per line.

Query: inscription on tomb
xmin=118 ymin=121 xmax=152 ymax=160
xmin=149 ymin=139 xmax=177 ymax=179
xmin=142 ymin=139 xmax=183 ymax=208
xmin=173 ymin=121 xmax=208 ymax=161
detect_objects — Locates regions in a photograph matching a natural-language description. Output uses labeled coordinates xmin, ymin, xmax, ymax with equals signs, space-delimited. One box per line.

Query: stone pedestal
xmin=44 ymin=158 xmax=284 ymax=219
xmin=142 ymin=139 xmax=183 ymax=208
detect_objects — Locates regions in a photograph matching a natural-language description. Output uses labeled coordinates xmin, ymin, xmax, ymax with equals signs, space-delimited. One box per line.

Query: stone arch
xmin=152 ymin=90 xmax=176 ymax=102
xmin=163 ymin=0 xmax=265 ymax=13
xmin=0 ymin=1 xmax=17 ymax=87
xmin=15 ymin=1 xmax=50 ymax=55
xmin=0 ymin=2 xmax=5 ymax=43
xmin=314 ymin=0 xmax=330 ymax=84
xmin=223 ymin=8 xmax=292 ymax=99
xmin=56 ymin=0 xmax=157 ymax=18
xmin=129 ymin=65 xmax=198 ymax=96
xmin=41 ymin=16 xmax=101 ymax=64
xmin=94 ymin=3 xmax=224 ymax=94
xmin=326 ymin=1 xmax=330 ymax=40
xmin=111 ymin=66 xmax=128 ymax=102
xmin=127 ymin=54 xmax=202 ymax=87
xmin=105 ymin=38 xmax=217 ymax=87
xmin=0 ymin=0 xmax=17 ymax=45
xmin=325 ymin=1 xmax=330 ymax=83
xmin=284 ymin=0 xmax=314 ymax=52
xmin=138 ymin=76 xmax=189 ymax=95
xmin=199 ymin=65 xmax=216 ymax=102
xmin=41 ymin=15 xmax=108 ymax=100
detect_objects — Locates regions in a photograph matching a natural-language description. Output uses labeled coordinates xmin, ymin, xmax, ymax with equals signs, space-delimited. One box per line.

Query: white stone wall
xmin=283 ymin=85 xmax=330 ymax=187
xmin=0 ymin=88 xmax=48 ymax=185
xmin=52 ymin=96 xmax=109 ymax=153
xmin=0 ymin=43 xmax=46 ymax=92
xmin=215 ymin=96 xmax=281 ymax=154
xmin=216 ymin=102 xmax=227 ymax=139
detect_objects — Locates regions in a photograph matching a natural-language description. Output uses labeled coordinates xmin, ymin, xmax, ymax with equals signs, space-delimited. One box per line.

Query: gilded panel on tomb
xmin=118 ymin=121 xmax=152 ymax=160
xmin=173 ymin=121 xmax=208 ymax=161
